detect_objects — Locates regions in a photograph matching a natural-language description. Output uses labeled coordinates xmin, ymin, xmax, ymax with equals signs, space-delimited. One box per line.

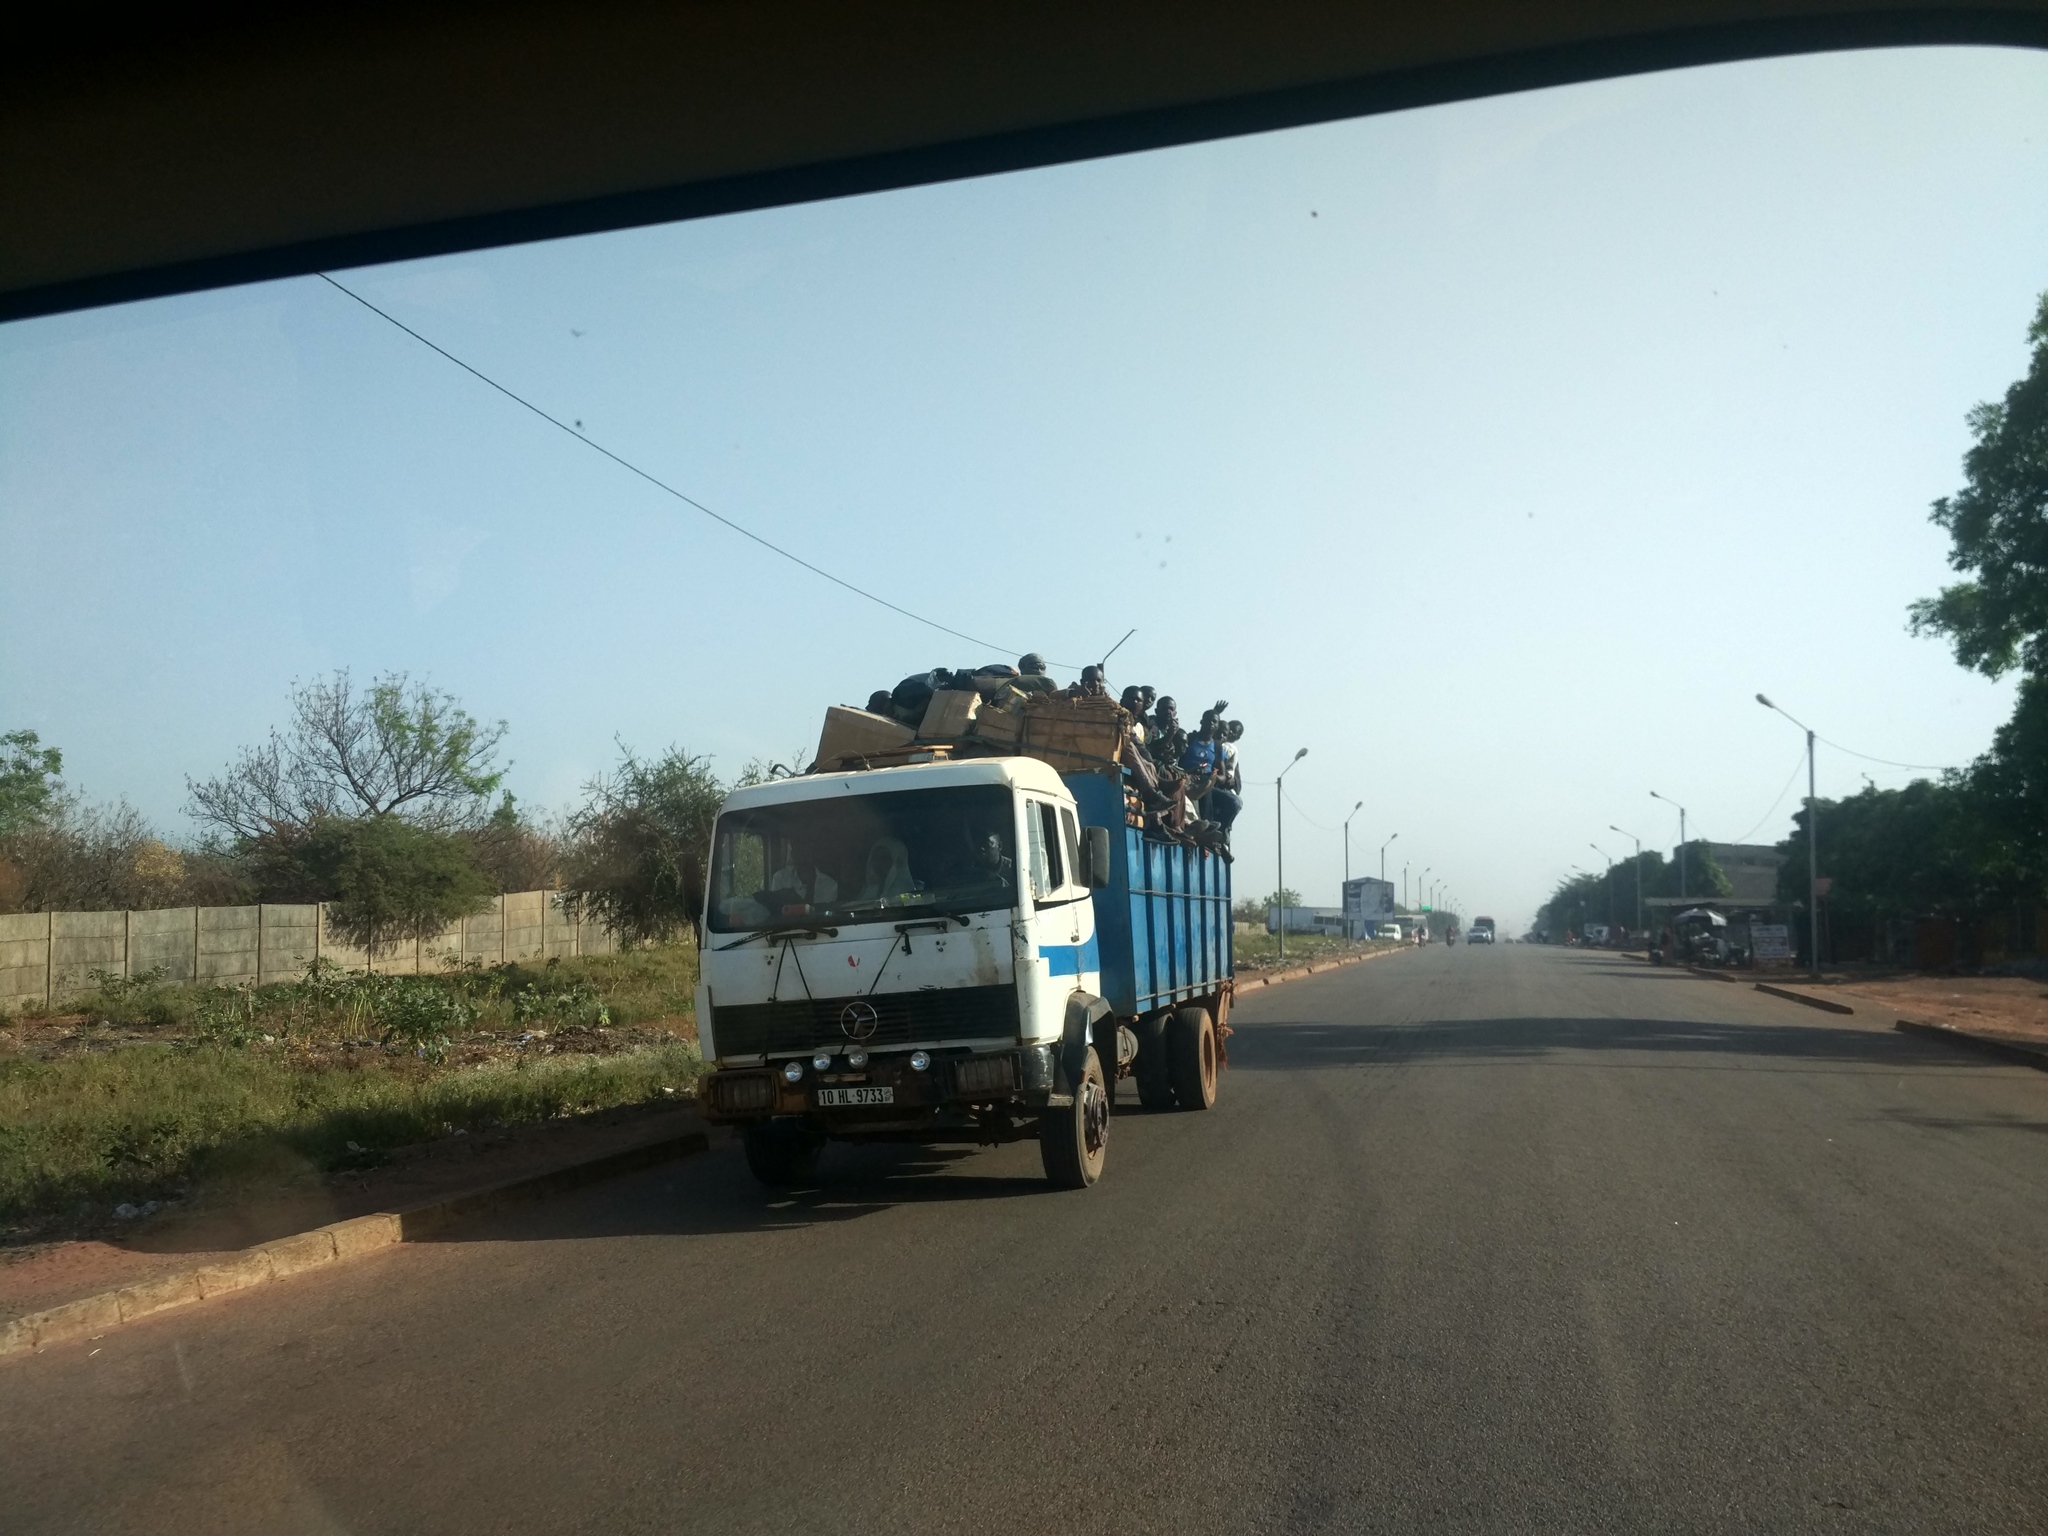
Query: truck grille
xmin=714 ymin=984 xmax=1020 ymax=1057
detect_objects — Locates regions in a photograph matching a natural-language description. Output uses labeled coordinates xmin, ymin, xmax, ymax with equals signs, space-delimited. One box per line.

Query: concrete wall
xmin=0 ymin=892 xmax=614 ymax=1012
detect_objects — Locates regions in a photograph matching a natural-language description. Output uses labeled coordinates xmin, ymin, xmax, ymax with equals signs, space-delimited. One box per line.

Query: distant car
xmin=1373 ymin=923 xmax=1403 ymax=941
xmin=1469 ymin=917 xmax=1497 ymax=944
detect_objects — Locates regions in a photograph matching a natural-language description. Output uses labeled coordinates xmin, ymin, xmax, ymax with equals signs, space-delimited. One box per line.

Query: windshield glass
xmin=708 ymin=785 xmax=1018 ymax=931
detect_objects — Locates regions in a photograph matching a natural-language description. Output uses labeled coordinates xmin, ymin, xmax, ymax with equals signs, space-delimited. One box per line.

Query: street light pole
xmin=1610 ymin=825 xmax=1643 ymax=936
xmin=1591 ymin=844 xmax=1613 ymax=928
xmin=1276 ymin=747 xmax=1309 ymax=960
xmin=1650 ymin=790 xmax=1689 ymax=899
xmin=1758 ymin=694 xmax=1822 ymax=977
xmin=1380 ymin=833 xmax=1399 ymax=888
xmin=1342 ymin=800 xmax=1364 ymax=888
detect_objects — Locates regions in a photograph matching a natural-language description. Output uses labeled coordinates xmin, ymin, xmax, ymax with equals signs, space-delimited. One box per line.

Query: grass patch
xmin=0 ymin=1040 xmax=700 ymax=1229
xmin=1233 ymin=932 xmax=1400 ymax=969
xmin=55 ymin=939 xmax=700 ymax=1046
xmin=0 ymin=938 xmax=704 ymax=1234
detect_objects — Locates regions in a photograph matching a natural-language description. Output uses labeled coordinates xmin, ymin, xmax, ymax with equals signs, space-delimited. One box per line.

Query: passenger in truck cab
xmin=858 ymin=838 xmax=920 ymax=902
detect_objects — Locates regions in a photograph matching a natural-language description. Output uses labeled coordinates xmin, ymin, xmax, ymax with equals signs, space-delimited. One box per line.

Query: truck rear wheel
xmin=1040 ymin=1045 xmax=1109 ymax=1188
xmin=743 ymin=1119 xmax=824 ymax=1188
xmin=1134 ymin=1013 xmax=1176 ymax=1110
xmin=1168 ymin=1005 xmax=1218 ymax=1111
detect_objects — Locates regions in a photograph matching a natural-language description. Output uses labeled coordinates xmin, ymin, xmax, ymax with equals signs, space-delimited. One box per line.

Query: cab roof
xmin=719 ymin=755 xmax=1070 ymax=812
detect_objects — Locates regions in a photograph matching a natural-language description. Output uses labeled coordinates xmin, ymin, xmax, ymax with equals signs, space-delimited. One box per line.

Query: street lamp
xmin=1758 ymin=693 xmax=1821 ymax=976
xmin=1380 ymin=832 xmax=1399 ymax=886
xmin=1342 ymin=800 xmax=1364 ymax=887
xmin=1276 ymin=747 xmax=1309 ymax=959
xmin=1610 ymin=824 xmax=1644 ymax=936
xmin=1649 ymin=790 xmax=1689 ymax=898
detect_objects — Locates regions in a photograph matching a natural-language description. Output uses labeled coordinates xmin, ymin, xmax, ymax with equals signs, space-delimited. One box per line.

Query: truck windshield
xmin=708 ymin=785 xmax=1019 ymax=932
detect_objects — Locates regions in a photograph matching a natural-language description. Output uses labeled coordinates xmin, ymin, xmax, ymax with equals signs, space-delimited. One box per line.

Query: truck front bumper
xmin=699 ymin=1045 xmax=1056 ymax=1128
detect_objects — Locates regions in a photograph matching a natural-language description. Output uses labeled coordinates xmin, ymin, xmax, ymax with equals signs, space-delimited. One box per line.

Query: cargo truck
xmin=693 ymin=750 xmax=1233 ymax=1190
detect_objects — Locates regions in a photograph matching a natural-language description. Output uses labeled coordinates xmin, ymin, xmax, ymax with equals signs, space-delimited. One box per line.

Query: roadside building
xmin=1341 ymin=877 xmax=1396 ymax=939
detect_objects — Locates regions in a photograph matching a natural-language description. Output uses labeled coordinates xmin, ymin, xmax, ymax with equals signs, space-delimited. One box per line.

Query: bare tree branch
xmin=186 ymin=670 xmax=507 ymax=840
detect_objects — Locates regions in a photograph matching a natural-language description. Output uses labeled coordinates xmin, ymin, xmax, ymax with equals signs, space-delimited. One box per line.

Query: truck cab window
xmin=707 ymin=785 xmax=1019 ymax=931
xmin=1027 ymin=799 xmax=1075 ymax=903
xmin=1058 ymin=807 xmax=1083 ymax=888
xmin=1026 ymin=800 xmax=1054 ymax=900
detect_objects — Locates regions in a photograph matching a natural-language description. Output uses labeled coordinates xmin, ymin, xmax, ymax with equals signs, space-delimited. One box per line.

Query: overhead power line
xmin=1814 ymin=733 xmax=1955 ymax=773
xmin=1282 ymin=785 xmax=1342 ymax=833
xmin=1731 ymin=747 xmax=1809 ymax=845
xmin=315 ymin=272 xmax=1071 ymax=666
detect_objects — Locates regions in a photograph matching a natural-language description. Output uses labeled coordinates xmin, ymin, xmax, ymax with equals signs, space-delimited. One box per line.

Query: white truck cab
xmin=696 ymin=756 xmax=1114 ymax=1184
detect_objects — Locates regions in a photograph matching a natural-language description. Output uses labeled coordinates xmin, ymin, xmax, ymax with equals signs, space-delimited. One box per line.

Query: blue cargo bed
xmin=1065 ymin=772 xmax=1233 ymax=1018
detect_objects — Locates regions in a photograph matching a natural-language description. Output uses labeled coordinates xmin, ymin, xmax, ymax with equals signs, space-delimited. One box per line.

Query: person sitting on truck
xmin=1063 ymin=664 xmax=1109 ymax=700
xmin=1220 ymin=719 xmax=1244 ymax=794
xmin=1184 ymin=711 xmax=1241 ymax=835
xmin=1014 ymin=653 xmax=1058 ymax=694
xmin=1119 ymin=686 xmax=1150 ymax=745
xmin=1151 ymin=696 xmax=1187 ymax=764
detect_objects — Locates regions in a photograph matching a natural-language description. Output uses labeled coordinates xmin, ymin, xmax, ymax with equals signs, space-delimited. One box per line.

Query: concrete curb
xmin=2 ymin=1127 xmax=710 ymax=1362
xmin=1894 ymin=1017 xmax=2048 ymax=1071
xmin=1238 ymin=945 xmax=1407 ymax=990
xmin=1686 ymin=966 xmax=1739 ymax=983
xmin=1753 ymin=981 xmax=1853 ymax=1014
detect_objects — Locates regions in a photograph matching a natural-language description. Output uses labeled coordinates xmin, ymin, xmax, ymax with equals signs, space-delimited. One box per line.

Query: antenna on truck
xmin=1099 ymin=628 xmax=1137 ymax=671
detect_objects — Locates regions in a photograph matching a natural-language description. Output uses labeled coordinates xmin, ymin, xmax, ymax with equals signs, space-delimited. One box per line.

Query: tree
xmin=464 ymin=793 xmax=562 ymax=893
xmin=187 ymin=671 xmax=507 ymax=841
xmin=559 ymin=746 xmax=728 ymax=944
xmin=1654 ymin=841 xmax=1732 ymax=901
xmin=0 ymin=730 xmax=64 ymax=836
xmin=1775 ymin=783 xmax=1990 ymax=920
xmin=290 ymin=816 xmax=495 ymax=955
xmin=1909 ymin=290 xmax=2048 ymax=679
xmin=1961 ymin=671 xmax=2048 ymax=899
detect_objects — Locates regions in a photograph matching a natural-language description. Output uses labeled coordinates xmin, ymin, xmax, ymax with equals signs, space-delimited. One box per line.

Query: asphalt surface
xmin=4 ymin=946 xmax=2047 ymax=1534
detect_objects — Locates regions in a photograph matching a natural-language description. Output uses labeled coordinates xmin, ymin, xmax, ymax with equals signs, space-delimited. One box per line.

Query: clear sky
xmin=5 ymin=45 xmax=2046 ymax=933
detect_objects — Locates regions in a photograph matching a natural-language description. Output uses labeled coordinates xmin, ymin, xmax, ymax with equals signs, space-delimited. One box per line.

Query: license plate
xmin=815 ymin=1086 xmax=894 ymax=1107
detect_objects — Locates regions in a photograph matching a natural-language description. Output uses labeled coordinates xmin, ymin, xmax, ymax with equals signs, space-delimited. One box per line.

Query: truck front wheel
xmin=1040 ymin=1045 xmax=1109 ymax=1188
xmin=743 ymin=1119 xmax=824 ymax=1188
xmin=1168 ymin=1005 xmax=1218 ymax=1111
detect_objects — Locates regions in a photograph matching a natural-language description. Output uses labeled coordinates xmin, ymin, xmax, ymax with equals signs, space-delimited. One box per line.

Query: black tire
xmin=742 ymin=1119 xmax=824 ymax=1188
xmin=1134 ymin=1013 xmax=1176 ymax=1111
xmin=1040 ymin=1045 xmax=1109 ymax=1188
xmin=1168 ymin=1005 xmax=1218 ymax=1111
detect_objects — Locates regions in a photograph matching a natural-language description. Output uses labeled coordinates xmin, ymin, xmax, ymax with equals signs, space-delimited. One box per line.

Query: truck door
xmin=1022 ymin=795 xmax=1102 ymax=1035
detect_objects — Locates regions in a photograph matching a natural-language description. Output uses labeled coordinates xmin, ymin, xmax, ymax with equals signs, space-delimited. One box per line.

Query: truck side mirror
xmin=1081 ymin=825 xmax=1112 ymax=888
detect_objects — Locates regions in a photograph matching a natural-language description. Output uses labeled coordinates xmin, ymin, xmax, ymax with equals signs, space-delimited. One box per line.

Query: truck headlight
xmin=782 ymin=1060 xmax=805 ymax=1083
xmin=847 ymin=1048 xmax=869 ymax=1069
xmin=812 ymin=1051 xmax=834 ymax=1073
xmin=910 ymin=1050 xmax=931 ymax=1072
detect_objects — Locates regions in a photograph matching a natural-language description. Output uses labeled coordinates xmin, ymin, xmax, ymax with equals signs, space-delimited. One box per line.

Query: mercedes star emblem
xmin=839 ymin=1001 xmax=880 ymax=1041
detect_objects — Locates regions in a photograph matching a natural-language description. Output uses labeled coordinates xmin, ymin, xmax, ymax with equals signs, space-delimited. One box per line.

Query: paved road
xmin=5 ymin=946 xmax=2047 ymax=1534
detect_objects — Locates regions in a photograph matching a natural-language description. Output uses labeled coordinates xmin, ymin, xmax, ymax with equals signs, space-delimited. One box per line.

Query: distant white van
xmin=1373 ymin=923 xmax=1402 ymax=941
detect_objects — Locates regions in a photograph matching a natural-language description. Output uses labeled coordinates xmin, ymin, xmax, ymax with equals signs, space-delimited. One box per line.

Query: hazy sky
xmin=5 ymin=45 xmax=2047 ymax=932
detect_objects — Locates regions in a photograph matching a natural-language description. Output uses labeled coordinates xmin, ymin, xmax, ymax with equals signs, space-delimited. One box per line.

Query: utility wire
xmin=316 ymin=273 xmax=1068 ymax=665
xmin=1818 ymin=737 xmax=1957 ymax=774
xmin=1731 ymin=747 xmax=1810 ymax=845
xmin=1281 ymin=785 xmax=1343 ymax=833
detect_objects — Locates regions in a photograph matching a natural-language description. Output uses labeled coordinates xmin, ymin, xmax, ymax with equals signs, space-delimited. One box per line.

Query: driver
xmin=767 ymin=853 xmax=838 ymax=906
